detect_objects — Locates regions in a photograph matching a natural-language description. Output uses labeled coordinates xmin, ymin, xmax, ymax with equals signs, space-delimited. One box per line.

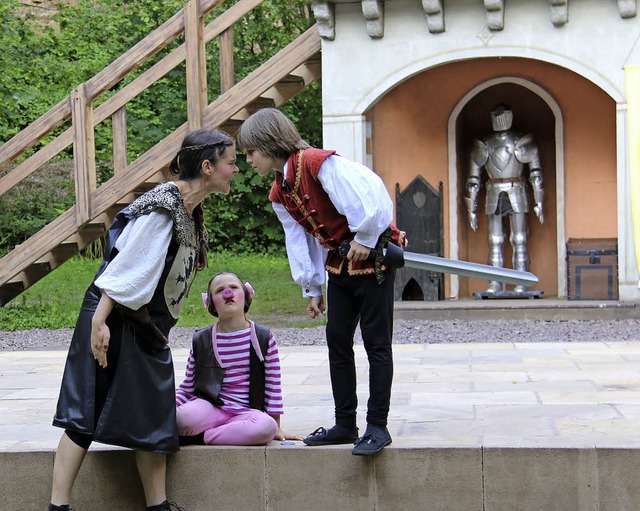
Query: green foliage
xmin=0 ymin=1 xmax=47 ymax=142
xmin=0 ymin=162 xmax=75 ymax=256
xmin=176 ymin=251 xmax=309 ymax=327
xmin=0 ymin=253 xmax=318 ymax=331
xmin=0 ymin=0 xmax=322 ymax=257
xmin=0 ymin=255 xmax=101 ymax=329
xmin=204 ymin=161 xmax=285 ymax=254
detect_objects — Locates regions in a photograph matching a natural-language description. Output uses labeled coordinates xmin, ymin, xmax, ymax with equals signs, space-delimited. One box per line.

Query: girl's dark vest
xmin=191 ymin=323 xmax=270 ymax=411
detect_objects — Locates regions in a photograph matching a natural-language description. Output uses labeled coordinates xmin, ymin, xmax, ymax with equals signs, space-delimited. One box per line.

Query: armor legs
xmin=485 ymin=212 xmax=529 ymax=293
xmin=509 ymin=213 xmax=529 ymax=293
xmin=486 ymin=215 xmax=506 ymax=293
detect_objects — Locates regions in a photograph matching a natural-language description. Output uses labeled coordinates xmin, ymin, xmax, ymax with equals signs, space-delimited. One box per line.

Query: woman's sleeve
xmin=273 ymin=202 xmax=327 ymax=298
xmin=94 ymin=210 xmax=173 ymax=310
xmin=318 ymin=155 xmax=393 ymax=249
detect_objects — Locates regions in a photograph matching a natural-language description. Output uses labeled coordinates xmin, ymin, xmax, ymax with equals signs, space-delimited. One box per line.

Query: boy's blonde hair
xmin=236 ymin=108 xmax=310 ymax=160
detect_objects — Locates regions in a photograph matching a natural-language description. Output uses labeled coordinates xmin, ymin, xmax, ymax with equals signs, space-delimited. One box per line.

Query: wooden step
xmin=66 ymin=223 xmax=107 ymax=252
xmin=0 ymin=278 xmax=25 ymax=306
xmin=217 ymin=119 xmax=243 ymax=136
xmin=261 ymin=79 xmax=306 ymax=104
xmin=37 ymin=243 xmax=80 ymax=268
xmin=230 ymin=97 xmax=277 ymax=122
xmin=289 ymin=57 xmax=321 ymax=85
xmin=19 ymin=260 xmax=52 ymax=288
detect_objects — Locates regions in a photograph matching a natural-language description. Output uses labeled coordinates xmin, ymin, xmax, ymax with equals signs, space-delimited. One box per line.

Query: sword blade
xmin=396 ymin=250 xmax=539 ymax=287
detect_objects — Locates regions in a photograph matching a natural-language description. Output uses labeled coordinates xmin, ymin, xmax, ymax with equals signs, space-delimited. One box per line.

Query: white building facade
xmin=313 ymin=0 xmax=640 ymax=301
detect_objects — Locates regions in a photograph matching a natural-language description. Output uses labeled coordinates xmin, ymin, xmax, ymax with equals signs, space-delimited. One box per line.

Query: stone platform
xmin=3 ymin=324 xmax=640 ymax=510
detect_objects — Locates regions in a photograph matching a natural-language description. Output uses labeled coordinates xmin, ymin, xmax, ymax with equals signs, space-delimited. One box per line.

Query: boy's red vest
xmin=269 ymin=148 xmax=404 ymax=276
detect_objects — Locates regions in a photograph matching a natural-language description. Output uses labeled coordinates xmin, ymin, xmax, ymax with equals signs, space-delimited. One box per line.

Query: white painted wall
xmin=319 ymin=0 xmax=640 ymax=301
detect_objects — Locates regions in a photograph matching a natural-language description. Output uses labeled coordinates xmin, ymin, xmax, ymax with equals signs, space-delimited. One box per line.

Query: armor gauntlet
xmin=465 ymin=175 xmax=481 ymax=231
xmin=529 ymin=168 xmax=544 ymax=224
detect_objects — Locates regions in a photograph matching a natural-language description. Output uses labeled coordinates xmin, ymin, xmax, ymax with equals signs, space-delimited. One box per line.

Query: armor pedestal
xmin=473 ymin=290 xmax=543 ymax=300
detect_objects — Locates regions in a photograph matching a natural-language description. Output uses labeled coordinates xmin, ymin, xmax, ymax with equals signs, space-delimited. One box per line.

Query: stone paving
xmin=2 ymin=340 xmax=640 ymax=452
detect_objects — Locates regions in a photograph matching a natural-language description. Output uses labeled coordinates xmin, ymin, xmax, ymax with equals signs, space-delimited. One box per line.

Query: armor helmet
xmin=491 ymin=104 xmax=513 ymax=131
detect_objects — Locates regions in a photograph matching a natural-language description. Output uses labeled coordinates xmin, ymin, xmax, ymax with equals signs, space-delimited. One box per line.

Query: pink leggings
xmin=176 ymin=398 xmax=278 ymax=446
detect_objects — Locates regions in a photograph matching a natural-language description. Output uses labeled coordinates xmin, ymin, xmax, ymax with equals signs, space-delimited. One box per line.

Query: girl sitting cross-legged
xmin=175 ymin=271 xmax=303 ymax=445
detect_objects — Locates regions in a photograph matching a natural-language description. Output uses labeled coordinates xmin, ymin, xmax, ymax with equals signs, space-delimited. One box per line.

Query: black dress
xmin=53 ymin=183 xmax=201 ymax=453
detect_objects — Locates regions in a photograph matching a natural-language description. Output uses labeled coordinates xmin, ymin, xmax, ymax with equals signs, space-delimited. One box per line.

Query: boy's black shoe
xmin=303 ymin=424 xmax=359 ymax=446
xmin=352 ymin=425 xmax=392 ymax=456
xmin=46 ymin=505 xmax=74 ymax=511
xmin=147 ymin=501 xmax=185 ymax=511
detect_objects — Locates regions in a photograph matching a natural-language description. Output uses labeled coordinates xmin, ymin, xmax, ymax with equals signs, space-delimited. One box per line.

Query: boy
xmin=237 ymin=108 xmax=406 ymax=455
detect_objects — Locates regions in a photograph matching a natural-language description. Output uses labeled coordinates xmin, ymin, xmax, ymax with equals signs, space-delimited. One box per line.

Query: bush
xmin=0 ymin=253 xmax=314 ymax=330
xmin=0 ymin=0 xmax=321 ymax=256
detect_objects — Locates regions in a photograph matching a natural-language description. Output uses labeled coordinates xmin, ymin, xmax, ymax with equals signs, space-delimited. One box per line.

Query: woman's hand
xmin=91 ymin=319 xmax=110 ymax=369
xmin=91 ymin=293 xmax=116 ymax=369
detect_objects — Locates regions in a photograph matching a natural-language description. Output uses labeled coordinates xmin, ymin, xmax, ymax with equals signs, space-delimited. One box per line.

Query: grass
xmin=0 ymin=252 xmax=324 ymax=331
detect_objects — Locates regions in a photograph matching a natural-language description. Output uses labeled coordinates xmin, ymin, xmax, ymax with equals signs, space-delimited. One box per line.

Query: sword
xmin=338 ymin=241 xmax=538 ymax=287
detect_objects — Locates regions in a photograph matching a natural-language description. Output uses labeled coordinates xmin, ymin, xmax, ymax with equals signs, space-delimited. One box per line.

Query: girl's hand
xmin=275 ymin=427 xmax=305 ymax=442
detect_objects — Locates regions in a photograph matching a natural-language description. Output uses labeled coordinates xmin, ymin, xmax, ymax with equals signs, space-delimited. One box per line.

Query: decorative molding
xmin=484 ymin=0 xmax=504 ymax=31
xmin=311 ymin=1 xmax=336 ymax=40
xmin=477 ymin=26 xmax=494 ymax=46
xmin=549 ymin=0 xmax=568 ymax=26
xmin=422 ymin=0 xmax=445 ymax=33
xmin=619 ymin=0 xmax=637 ymax=18
xmin=313 ymin=0 xmax=636 ymax=39
xmin=362 ymin=0 xmax=384 ymax=38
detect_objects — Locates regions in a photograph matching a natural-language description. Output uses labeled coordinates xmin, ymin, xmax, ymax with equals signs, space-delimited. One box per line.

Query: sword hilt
xmin=337 ymin=240 xmax=405 ymax=268
xmin=338 ymin=240 xmax=351 ymax=259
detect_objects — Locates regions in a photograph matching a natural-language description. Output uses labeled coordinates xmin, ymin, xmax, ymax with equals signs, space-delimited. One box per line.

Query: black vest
xmin=191 ymin=322 xmax=270 ymax=411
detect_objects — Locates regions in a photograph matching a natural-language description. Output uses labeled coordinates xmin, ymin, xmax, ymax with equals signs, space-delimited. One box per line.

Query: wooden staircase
xmin=0 ymin=0 xmax=321 ymax=307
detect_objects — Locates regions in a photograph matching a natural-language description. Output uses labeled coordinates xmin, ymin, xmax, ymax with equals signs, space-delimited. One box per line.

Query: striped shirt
xmin=175 ymin=326 xmax=284 ymax=415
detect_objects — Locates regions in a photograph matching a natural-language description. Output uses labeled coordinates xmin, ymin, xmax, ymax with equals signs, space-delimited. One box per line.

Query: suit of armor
xmin=465 ymin=105 xmax=544 ymax=294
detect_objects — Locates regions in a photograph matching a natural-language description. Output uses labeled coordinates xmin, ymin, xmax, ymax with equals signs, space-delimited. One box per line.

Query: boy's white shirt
xmin=94 ymin=210 xmax=173 ymax=310
xmin=273 ymin=154 xmax=393 ymax=298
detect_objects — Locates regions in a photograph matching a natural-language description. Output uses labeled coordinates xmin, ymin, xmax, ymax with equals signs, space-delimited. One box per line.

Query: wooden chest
xmin=566 ymin=238 xmax=618 ymax=300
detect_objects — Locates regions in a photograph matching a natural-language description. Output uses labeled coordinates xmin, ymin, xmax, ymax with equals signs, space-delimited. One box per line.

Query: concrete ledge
xmin=5 ymin=444 xmax=640 ymax=510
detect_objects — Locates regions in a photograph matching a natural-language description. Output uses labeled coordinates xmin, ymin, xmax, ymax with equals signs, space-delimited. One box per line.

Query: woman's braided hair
xmin=168 ymin=129 xmax=234 ymax=271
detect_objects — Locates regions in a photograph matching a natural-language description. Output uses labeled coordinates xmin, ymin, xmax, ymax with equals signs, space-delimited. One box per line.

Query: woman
xmin=46 ymin=129 xmax=238 ymax=511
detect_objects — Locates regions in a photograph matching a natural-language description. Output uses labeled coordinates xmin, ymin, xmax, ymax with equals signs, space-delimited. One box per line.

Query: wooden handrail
xmin=0 ymin=0 xmax=265 ymax=198
xmin=83 ymin=0 xmax=223 ymax=100
xmin=0 ymin=0 xmax=322 ymax=300
xmin=0 ymin=0 xmax=223 ymax=173
xmin=0 ymin=99 xmax=70 ymax=172
xmin=203 ymin=26 xmax=321 ymax=123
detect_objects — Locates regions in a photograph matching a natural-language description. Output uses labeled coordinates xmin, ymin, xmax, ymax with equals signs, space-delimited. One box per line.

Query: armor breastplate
xmin=484 ymin=133 xmax=526 ymax=180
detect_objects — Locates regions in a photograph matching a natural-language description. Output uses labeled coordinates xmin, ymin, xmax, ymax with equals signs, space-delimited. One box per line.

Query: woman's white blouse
xmin=94 ymin=210 xmax=173 ymax=310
